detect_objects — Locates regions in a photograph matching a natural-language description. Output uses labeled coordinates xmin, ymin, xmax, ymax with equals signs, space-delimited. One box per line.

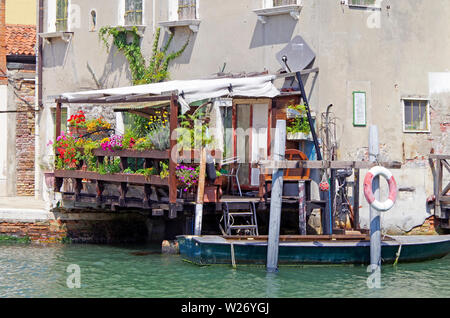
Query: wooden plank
xmin=169 ymin=94 xmax=178 ymax=213
xmin=92 ymin=149 xmax=169 ymax=159
xmin=429 ymin=154 xmax=450 ymax=160
xmin=54 ymin=170 xmax=169 ymax=186
xmin=223 ymin=234 xmax=370 ymax=241
xmin=257 ymin=160 xmax=402 ymax=170
xmin=275 ymin=68 xmax=319 ymax=79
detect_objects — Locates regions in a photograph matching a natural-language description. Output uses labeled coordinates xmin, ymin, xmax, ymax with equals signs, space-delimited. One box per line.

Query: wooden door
xmin=233 ymin=99 xmax=271 ymax=189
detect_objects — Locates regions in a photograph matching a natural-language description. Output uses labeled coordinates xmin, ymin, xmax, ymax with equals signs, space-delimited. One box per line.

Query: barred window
xmin=56 ymin=0 xmax=68 ymax=32
xmin=125 ymin=0 xmax=143 ymax=25
xmin=178 ymin=0 xmax=197 ymax=20
xmin=349 ymin=0 xmax=377 ymax=6
xmin=273 ymin=0 xmax=298 ymax=6
xmin=403 ymin=99 xmax=430 ymax=132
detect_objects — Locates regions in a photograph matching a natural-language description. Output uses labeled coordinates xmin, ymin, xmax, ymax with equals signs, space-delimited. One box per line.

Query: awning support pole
xmin=295 ymin=71 xmax=322 ymax=161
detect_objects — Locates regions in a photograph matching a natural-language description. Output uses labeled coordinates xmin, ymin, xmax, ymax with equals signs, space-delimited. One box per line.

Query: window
xmin=55 ymin=0 xmax=69 ymax=32
xmin=348 ymin=0 xmax=377 ymax=7
xmin=273 ymin=0 xmax=298 ymax=6
xmin=124 ymin=0 xmax=143 ymax=25
xmin=403 ymin=99 xmax=430 ymax=133
xmin=52 ymin=107 xmax=68 ymax=139
xmin=178 ymin=0 xmax=197 ymax=20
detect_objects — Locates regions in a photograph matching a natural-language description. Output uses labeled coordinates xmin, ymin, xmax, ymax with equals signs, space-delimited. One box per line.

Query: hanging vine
xmin=98 ymin=26 xmax=190 ymax=135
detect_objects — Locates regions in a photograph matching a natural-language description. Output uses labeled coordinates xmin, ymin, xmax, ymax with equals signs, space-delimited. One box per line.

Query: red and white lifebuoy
xmin=364 ymin=166 xmax=398 ymax=212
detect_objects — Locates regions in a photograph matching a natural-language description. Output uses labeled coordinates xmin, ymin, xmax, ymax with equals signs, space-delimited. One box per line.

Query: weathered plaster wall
xmin=39 ymin=0 xmax=450 ymax=232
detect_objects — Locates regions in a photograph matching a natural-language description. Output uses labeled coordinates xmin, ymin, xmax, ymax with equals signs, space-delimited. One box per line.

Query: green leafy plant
xmin=287 ymin=104 xmax=311 ymax=135
xmin=177 ymin=109 xmax=212 ymax=151
xmin=99 ymin=26 xmax=189 ymax=136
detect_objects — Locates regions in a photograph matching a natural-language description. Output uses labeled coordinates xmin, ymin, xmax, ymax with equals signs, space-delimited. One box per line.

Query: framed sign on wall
xmin=353 ymin=91 xmax=366 ymax=127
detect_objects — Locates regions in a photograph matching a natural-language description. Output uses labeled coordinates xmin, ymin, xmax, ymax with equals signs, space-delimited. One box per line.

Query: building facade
xmin=0 ymin=0 xmax=37 ymax=197
xmin=38 ymin=0 xmax=450 ymax=233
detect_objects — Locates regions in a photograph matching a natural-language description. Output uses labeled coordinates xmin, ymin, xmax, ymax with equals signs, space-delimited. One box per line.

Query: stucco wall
xmin=39 ymin=0 xmax=450 ymax=232
xmin=5 ymin=0 xmax=36 ymax=25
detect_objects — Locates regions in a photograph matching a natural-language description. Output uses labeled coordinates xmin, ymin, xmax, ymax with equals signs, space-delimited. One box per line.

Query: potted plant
xmin=39 ymin=153 xmax=55 ymax=189
xmin=286 ymin=104 xmax=313 ymax=141
xmin=67 ymin=110 xmax=87 ymax=136
xmin=86 ymin=117 xmax=111 ymax=139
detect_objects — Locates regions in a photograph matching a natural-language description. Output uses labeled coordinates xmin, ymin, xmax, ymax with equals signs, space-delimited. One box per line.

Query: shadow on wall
xmin=43 ymin=39 xmax=70 ymax=68
xmin=94 ymin=45 xmax=133 ymax=89
xmin=162 ymin=27 xmax=196 ymax=66
xmin=250 ymin=14 xmax=298 ymax=49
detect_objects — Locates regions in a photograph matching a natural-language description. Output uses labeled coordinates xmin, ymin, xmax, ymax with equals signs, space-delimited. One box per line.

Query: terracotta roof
xmin=5 ymin=25 xmax=36 ymax=56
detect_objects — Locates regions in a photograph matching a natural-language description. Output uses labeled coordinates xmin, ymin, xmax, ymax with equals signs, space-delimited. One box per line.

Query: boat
xmin=176 ymin=234 xmax=450 ymax=266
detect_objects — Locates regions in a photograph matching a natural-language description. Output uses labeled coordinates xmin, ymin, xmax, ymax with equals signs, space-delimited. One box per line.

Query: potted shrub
xmin=67 ymin=110 xmax=87 ymax=136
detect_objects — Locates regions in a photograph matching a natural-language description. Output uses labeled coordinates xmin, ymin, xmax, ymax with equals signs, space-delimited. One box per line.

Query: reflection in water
xmin=0 ymin=243 xmax=449 ymax=298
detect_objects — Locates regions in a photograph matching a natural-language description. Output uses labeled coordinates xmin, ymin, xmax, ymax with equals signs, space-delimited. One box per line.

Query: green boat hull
xmin=177 ymin=235 xmax=450 ymax=266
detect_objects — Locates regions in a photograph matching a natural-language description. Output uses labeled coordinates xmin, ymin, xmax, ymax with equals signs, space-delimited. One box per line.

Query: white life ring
xmin=363 ymin=166 xmax=398 ymax=212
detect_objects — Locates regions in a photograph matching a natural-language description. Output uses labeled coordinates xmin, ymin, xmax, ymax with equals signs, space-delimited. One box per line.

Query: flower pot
xmin=43 ymin=171 xmax=55 ymax=189
xmin=287 ymin=132 xmax=313 ymax=141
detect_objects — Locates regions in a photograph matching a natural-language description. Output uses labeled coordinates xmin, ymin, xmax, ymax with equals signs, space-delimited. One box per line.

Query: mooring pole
xmin=266 ymin=120 xmax=286 ymax=273
xmin=369 ymin=126 xmax=381 ymax=270
xmin=194 ymin=148 xmax=207 ymax=235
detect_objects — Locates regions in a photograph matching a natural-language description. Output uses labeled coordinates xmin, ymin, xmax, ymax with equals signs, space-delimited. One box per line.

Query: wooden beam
xmin=257 ymin=160 xmax=402 ymax=170
xmin=275 ymin=68 xmax=320 ymax=79
xmin=55 ymin=102 xmax=62 ymax=138
xmin=168 ymin=93 xmax=178 ymax=218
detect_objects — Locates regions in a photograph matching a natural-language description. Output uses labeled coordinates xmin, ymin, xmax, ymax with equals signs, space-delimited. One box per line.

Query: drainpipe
xmin=38 ymin=0 xmax=43 ymax=108
xmin=35 ymin=0 xmax=44 ymax=200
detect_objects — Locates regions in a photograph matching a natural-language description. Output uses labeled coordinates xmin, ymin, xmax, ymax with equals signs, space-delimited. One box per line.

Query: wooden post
xmin=298 ymin=180 xmax=307 ymax=235
xmin=168 ymin=94 xmax=178 ymax=219
xmin=353 ymin=168 xmax=360 ymax=229
xmin=55 ymin=102 xmax=62 ymax=138
xmin=329 ymin=168 xmax=336 ymax=234
xmin=435 ymin=159 xmax=442 ymax=218
xmin=369 ymin=125 xmax=381 ymax=271
xmin=194 ymin=148 xmax=207 ymax=235
xmin=266 ymin=120 xmax=286 ymax=273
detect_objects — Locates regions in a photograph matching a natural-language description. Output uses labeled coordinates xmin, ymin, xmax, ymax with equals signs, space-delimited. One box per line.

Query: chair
xmin=220 ymin=156 xmax=242 ymax=197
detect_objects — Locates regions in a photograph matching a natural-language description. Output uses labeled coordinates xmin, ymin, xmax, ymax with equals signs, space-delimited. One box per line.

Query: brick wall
xmin=13 ymin=78 xmax=36 ymax=195
xmin=0 ymin=220 xmax=67 ymax=243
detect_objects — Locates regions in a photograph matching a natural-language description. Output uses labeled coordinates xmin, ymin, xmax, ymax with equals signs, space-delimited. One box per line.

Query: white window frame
xmin=118 ymin=0 xmax=146 ymax=26
xmin=264 ymin=0 xmax=301 ymax=9
xmin=402 ymin=97 xmax=431 ymax=134
xmin=47 ymin=0 xmax=72 ymax=33
xmin=255 ymin=0 xmax=302 ymax=23
xmin=168 ymin=0 xmax=200 ymax=21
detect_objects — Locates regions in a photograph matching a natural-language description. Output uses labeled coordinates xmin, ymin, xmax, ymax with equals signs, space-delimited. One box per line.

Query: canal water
xmin=0 ymin=243 xmax=449 ymax=298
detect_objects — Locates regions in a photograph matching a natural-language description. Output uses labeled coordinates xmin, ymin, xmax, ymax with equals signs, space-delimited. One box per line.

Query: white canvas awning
xmin=58 ymin=75 xmax=280 ymax=113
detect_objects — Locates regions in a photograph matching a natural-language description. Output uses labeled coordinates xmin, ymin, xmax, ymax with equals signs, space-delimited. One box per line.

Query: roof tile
xmin=5 ymin=25 xmax=36 ymax=56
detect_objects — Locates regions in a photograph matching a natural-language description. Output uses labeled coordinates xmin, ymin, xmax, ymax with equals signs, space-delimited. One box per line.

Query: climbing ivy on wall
xmin=98 ymin=26 xmax=189 ymax=135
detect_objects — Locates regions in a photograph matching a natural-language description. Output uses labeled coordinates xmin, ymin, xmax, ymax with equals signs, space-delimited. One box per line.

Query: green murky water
xmin=0 ymin=243 xmax=449 ymax=298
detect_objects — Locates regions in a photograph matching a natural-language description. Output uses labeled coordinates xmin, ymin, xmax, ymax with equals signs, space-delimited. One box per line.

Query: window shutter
xmin=178 ymin=0 xmax=196 ymax=20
